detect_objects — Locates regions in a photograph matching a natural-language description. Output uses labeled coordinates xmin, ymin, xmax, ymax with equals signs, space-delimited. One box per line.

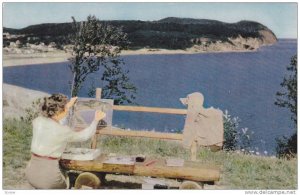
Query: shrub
xmin=223 ymin=110 xmax=254 ymax=153
xmin=223 ymin=110 xmax=238 ymax=150
xmin=276 ymin=132 xmax=297 ymax=159
xmin=20 ymin=98 xmax=41 ymax=124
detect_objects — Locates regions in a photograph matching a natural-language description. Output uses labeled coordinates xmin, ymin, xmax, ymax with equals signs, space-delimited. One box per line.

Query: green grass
xmin=3 ymin=118 xmax=33 ymax=188
xmin=95 ymin=136 xmax=297 ymax=189
xmin=3 ymin=118 xmax=297 ymax=189
xmin=3 ymin=119 xmax=32 ymax=168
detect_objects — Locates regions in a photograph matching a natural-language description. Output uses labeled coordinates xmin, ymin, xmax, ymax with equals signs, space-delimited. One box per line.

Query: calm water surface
xmin=4 ymin=39 xmax=297 ymax=154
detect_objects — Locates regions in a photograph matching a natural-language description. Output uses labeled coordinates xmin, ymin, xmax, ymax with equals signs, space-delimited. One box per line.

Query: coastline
xmin=3 ymin=83 xmax=49 ymax=119
xmin=121 ymin=47 xmax=257 ymax=55
xmin=3 ymin=47 xmax=257 ymax=67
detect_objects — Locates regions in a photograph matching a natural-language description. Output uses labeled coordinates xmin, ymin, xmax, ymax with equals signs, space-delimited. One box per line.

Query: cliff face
xmin=258 ymin=30 xmax=278 ymax=45
xmin=187 ymin=27 xmax=277 ymax=52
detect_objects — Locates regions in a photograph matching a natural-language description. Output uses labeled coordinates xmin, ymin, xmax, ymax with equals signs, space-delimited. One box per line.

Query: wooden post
xmin=91 ymin=88 xmax=102 ymax=149
xmin=96 ymin=88 xmax=102 ymax=100
xmin=91 ymin=135 xmax=98 ymax=149
xmin=190 ymin=140 xmax=197 ymax=161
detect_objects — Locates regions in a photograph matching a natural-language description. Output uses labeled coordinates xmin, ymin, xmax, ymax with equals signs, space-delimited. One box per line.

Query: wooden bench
xmin=59 ymin=153 xmax=220 ymax=189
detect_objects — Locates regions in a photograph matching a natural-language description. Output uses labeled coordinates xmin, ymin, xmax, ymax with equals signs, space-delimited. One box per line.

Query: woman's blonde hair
xmin=40 ymin=94 xmax=68 ymax=118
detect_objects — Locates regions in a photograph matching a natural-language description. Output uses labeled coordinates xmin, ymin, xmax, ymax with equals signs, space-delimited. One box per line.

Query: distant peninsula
xmin=3 ymin=17 xmax=277 ymax=57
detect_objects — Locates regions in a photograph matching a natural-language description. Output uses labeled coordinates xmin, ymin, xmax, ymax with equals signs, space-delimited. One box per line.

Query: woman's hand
xmin=94 ymin=110 xmax=106 ymax=121
xmin=66 ymin=97 xmax=78 ymax=109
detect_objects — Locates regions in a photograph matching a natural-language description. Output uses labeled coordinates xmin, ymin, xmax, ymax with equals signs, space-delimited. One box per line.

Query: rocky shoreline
xmin=3 ymin=84 xmax=49 ymax=119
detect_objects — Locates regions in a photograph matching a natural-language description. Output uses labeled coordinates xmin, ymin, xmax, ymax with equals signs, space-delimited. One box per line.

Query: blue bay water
xmin=3 ymin=39 xmax=297 ymax=154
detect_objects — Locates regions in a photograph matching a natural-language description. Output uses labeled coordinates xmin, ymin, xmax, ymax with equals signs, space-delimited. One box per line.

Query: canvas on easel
xmin=69 ymin=98 xmax=113 ymax=130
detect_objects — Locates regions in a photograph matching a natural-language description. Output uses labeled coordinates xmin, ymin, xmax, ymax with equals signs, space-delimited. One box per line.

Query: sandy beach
xmin=2 ymin=49 xmax=197 ymax=67
xmin=2 ymin=49 xmax=181 ymax=67
xmin=3 ymin=47 xmax=254 ymax=67
xmin=3 ymin=50 xmax=71 ymax=67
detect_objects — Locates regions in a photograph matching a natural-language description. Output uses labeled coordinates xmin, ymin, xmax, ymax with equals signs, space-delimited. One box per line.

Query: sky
xmin=2 ymin=2 xmax=298 ymax=38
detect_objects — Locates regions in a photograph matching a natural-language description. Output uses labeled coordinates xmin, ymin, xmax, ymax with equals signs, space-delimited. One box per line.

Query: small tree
xmin=275 ymin=55 xmax=297 ymax=124
xmin=275 ymin=55 xmax=297 ymax=158
xmin=101 ymin=60 xmax=137 ymax=105
xmin=68 ymin=15 xmax=136 ymax=104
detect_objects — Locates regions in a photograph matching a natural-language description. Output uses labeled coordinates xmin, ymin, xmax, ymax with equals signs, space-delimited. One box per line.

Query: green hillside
xmin=3 ymin=17 xmax=277 ymax=50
